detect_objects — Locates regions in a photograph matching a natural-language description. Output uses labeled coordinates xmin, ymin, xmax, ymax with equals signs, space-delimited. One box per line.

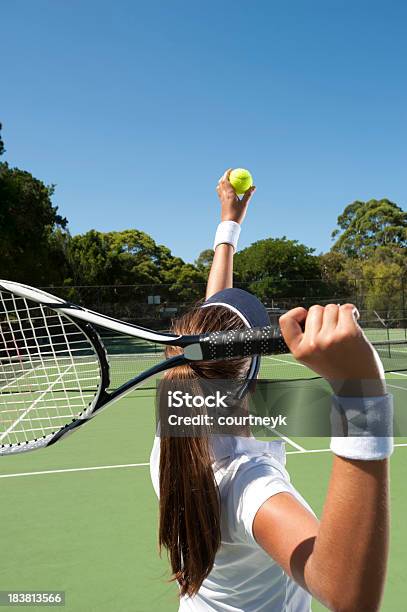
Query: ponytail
xmin=158 ymin=305 xmax=251 ymax=596
xmin=159 ymin=435 xmax=220 ymax=596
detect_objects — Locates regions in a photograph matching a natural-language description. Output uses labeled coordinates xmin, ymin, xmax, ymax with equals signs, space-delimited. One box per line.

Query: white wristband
xmin=330 ymin=394 xmax=394 ymax=460
xmin=213 ymin=221 xmax=241 ymax=252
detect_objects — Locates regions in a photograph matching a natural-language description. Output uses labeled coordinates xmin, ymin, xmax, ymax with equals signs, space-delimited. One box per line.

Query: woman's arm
xmin=254 ymin=458 xmax=388 ymax=612
xmin=205 ymin=169 xmax=255 ymax=299
xmin=206 ymin=244 xmax=234 ymax=298
xmin=253 ymin=304 xmax=390 ymax=611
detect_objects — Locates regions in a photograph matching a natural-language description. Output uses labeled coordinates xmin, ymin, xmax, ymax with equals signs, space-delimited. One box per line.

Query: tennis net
xmin=105 ymin=338 xmax=407 ymax=392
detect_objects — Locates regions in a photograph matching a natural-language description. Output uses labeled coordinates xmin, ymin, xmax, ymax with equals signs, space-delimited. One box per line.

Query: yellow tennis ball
xmin=229 ymin=168 xmax=253 ymax=195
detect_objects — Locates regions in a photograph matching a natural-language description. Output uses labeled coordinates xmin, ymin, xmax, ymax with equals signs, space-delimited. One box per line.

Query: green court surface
xmin=1 ymin=365 xmax=407 ymax=610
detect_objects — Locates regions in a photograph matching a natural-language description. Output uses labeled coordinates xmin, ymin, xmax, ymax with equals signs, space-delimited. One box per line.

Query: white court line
xmin=264 ymin=356 xmax=305 ymax=368
xmin=1 ymin=445 xmax=407 ymax=480
xmin=387 ymin=382 xmax=407 ymax=392
xmin=286 ymin=448 xmax=330 ymax=454
xmin=0 ymin=462 xmax=149 ymax=479
xmin=266 ymin=428 xmax=306 ymax=452
xmin=0 ymin=358 xmax=45 ymax=392
xmin=0 ymin=365 xmax=74 ymax=442
xmin=286 ymin=443 xmax=407 ymax=455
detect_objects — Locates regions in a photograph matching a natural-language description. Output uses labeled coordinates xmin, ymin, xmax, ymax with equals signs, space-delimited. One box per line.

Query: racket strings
xmin=0 ymin=291 xmax=101 ymax=449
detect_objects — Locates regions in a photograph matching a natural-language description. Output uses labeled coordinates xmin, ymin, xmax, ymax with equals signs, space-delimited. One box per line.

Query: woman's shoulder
xmin=212 ymin=436 xmax=290 ymax=488
xmin=217 ymin=457 xmax=288 ymax=544
xmin=218 ymin=450 xmax=292 ymax=505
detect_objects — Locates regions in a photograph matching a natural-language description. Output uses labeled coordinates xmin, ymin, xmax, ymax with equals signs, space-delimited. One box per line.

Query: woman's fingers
xmin=217 ymin=168 xmax=232 ymax=186
xmin=320 ymin=303 xmax=340 ymax=336
xmin=303 ymin=305 xmax=324 ymax=340
xmin=337 ymin=303 xmax=361 ymax=334
xmin=283 ymin=302 xmax=385 ymax=384
xmin=217 ymin=170 xmax=235 ymax=199
xmin=279 ymin=307 xmax=307 ymax=352
xmin=241 ymin=185 xmax=256 ymax=205
xmin=217 ymin=168 xmax=252 ymax=224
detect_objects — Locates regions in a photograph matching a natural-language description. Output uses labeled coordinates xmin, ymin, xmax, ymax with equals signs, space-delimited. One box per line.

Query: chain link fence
xmin=40 ymin=276 xmax=407 ymax=336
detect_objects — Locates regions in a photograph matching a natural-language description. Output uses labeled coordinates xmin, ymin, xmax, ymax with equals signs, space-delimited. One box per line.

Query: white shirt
xmin=150 ymin=435 xmax=313 ymax=611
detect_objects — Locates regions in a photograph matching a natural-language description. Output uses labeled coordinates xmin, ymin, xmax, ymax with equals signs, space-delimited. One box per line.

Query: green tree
xmin=234 ymin=237 xmax=322 ymax=302
xmin=65 ymin=230 xmax=113 ymax=286
xmin=331 ymin=199 xmax=407 ymax=257
xmin=163 ymin=263 xmax=206 ymax=303
xmin=195 ymin=249 xmax=214 ymax=273
xmin=319 ymin=246 xmax=407 ymax=318
xmin=359 ymin=258 xmax=406 ymax=318
xmin=318 ymin=251 xmax=355 ymax=301
xmin=64 ymin=229 xmax=207 ymax=306
xmin=65 ymin=229 xmax=172 ymax=286
xmin=0 ymin=157 xmax=68 ymax=284
xmin=370 ymin=245 xmax=407 ymax=274
xmin=105 ymin=229 xmax=168 ymax=285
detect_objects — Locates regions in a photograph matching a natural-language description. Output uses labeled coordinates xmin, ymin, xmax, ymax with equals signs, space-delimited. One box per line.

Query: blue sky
xmin=2 ymin=0 xmax=406 ymax=263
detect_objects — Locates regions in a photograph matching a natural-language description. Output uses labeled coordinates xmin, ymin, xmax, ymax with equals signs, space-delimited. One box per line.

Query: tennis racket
xmin=0 ymin=280 xmax=287 ymax=455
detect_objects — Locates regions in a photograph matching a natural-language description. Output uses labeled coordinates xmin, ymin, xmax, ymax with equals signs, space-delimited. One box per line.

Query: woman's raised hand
xmin=216 ymin=168 xmax=256 ymax=225
xmin=279 ymin=304 xmax=386 ymax=394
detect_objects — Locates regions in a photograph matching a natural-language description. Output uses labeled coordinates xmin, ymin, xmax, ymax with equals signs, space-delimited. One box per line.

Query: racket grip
xmin=199 ymin=326 xmax=289 ymax=361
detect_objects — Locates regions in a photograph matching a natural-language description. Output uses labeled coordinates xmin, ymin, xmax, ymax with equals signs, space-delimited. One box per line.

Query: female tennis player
xmin=150 ymin=170 xmax=393 ymax=611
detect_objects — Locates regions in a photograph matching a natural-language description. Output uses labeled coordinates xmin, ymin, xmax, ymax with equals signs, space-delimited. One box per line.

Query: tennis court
xmin=1 ymin=338 xmax=407 ymax=611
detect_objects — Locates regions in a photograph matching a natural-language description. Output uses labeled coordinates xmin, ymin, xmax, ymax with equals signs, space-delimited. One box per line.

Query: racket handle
xmin=198 ymin=326 xmax=289 ymax=360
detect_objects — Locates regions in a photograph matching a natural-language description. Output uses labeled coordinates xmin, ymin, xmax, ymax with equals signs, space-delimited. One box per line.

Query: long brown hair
xmin=159 ymin=304 xmax=251 ymax=597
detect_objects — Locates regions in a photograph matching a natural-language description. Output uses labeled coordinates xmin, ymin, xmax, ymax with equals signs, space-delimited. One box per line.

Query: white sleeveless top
xmin=150 ymin=435 xmax=313 ymax=612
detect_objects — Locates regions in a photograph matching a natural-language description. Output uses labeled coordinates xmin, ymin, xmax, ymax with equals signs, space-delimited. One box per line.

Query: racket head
xmin=0 ymin=280 xmax=68 ymax=307
xmin=0 ymin=286 xmax=109 ymax=455
xmin=0 ymin=280 xmax=184 ymax=345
